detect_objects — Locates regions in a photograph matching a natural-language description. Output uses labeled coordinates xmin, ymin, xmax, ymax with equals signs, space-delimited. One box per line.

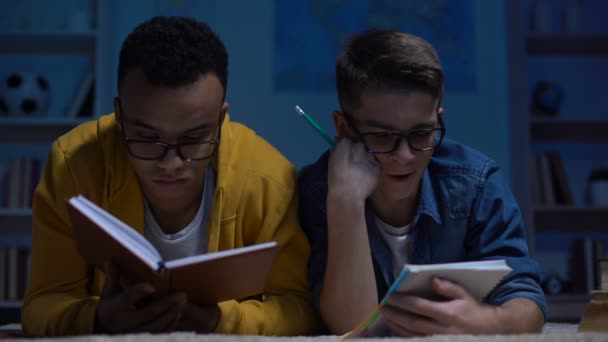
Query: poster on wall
xmin=155 ymin=0 xmax=208 ymax=17
xmin=274 ymin=0 xmax=476 ymax=92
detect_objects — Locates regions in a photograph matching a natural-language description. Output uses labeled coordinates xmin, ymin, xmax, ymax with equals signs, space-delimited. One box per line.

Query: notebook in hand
xmin=345 ymin=260 xmax=512 ymax=338
xmin=67 ymin=195 xmax=280 ymax=305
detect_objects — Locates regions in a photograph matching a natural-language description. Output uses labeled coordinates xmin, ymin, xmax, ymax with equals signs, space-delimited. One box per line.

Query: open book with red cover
xmin=345 ymin=260 xmax=512 ymax=338
xmin=67 ymin=195 xmax=279 ymax=305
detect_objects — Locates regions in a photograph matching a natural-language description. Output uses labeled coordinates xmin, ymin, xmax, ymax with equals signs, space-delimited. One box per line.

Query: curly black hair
xmin=117 ymin=16 xmax=228 ymax=96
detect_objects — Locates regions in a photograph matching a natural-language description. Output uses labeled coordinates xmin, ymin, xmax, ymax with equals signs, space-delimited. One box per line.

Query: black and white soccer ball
xmin=0 ymin=71 xmax=50 ymax=117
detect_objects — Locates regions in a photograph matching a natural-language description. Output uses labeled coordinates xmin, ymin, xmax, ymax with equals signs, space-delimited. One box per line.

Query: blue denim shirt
xmin=298 ymin=138 xmax=547 ymax=320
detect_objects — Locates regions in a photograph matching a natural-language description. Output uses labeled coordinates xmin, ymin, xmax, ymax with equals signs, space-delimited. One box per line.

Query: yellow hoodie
xmin=22 ymin=113 xmax=320 ymax=336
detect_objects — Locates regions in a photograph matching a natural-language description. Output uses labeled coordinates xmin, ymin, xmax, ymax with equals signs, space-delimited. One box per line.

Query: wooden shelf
xmin=0 ymin=301 xmax=21 ymax=326
xmin=0 ymin=118 xmax=87 ymax=143
xmin=531 ymin=119 xmax=608 ymax=143
xmin=528 ymin=35 xmax=608 ymax=56
xmin=0 ymin=301 xmax=22 ymax=309
xmin=546 ymin=294 xmax=588 ymax=322
xmin=534 ymin=206 xmax=608 ymax=232
xmin=0 ymin=31 xmax=96 ymax=55
xmin=0 ymin=209 xmax=32 ymax=235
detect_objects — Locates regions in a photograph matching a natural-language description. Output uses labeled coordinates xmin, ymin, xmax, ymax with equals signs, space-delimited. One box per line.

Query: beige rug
xmin=6 ymin=323 xmax=608 ymax=341
xmin=5 ymin=332 xmax=608 ymax=342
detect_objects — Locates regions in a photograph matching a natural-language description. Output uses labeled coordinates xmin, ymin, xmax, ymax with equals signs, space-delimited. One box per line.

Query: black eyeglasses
xmin=341 ymin=111 xmax=446 ymax=154
xmin=116 ymin=98 xmax=221 ymax=161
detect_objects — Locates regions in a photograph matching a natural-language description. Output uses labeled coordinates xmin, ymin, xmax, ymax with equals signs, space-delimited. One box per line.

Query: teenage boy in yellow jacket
xmin=22 ymin=16 xmax=319 ymax=336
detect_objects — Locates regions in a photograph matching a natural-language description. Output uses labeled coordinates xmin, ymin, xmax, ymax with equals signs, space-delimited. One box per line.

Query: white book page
xmin=71 ymin=195 xmax=161 ymax=270
xmin=391 ymin=260 xmax=512 ymax=302
xmin=164 ymin=241 xmax=278 ymax=269
xmin=406 ymin=259 xmax=509 ymax=271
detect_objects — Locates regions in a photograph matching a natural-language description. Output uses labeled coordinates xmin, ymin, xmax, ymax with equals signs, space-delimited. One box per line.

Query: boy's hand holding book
xmin=381 ymin=277 xmax=503 ymax=337
xmin=67 ymin=195 xmax=279 ymax=305
xmin=95 ymin=262 xmax=222 ymax=334
xmin=345 ymin=260 xmax=512 ymax=338
xmin=67 ymin=195 xmax=280 ymax=334
xmin=95 ymin=262 xmax=187 ymax=334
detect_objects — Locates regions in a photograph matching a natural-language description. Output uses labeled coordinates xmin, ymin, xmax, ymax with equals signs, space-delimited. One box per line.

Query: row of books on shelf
xmin=2 ymin=157 xmax=42 ymax=209
xmin=0 ymin=245 xmax=29 ymax=301
xmin=531 ymin=151 xmax=573 ymax=205
xmin=572 ymin=239 xmax=605 ymax=294
xmin=543 ymin=239 xmax=605 ymax=296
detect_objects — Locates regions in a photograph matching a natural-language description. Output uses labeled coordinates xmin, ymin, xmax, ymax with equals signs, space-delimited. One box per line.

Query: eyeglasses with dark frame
xmin=341 ymin=111 xmax=446 ymax=154
xmin=116 ymin=98 xmax=221 ymax=161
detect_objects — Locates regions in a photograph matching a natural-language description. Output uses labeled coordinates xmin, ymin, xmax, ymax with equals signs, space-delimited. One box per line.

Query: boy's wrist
xmin=327 ymin=190 xmax=366 ymax=210
xmin=487 ymin=304 xmax=508 ymax=334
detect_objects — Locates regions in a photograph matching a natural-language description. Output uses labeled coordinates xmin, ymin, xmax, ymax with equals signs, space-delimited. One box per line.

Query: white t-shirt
xmin=144 ymin=166 xmax=216 ymax=261
xmin=375 ymin=216 xmax=412 ymax=280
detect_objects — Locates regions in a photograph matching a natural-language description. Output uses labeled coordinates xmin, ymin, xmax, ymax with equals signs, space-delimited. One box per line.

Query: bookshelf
xmin=527 ymin=35 xmax=608 ymax=56
xmin=0 ymin=301 xmax=22 ymax=309
xmin=0 ymin=118 xmax=87 ymax=143
xmin=507 ymin=0 xmax=608 ymax=323
xmin=0 ymin=301 xmax=21 ymax=326
xmin=546 ymin=294 xmax=588 ymax=322
xmin=535 ymin=207 xmax=608 ymax=232
xmin=0 ymin=209 xmax=32 ymax=236
xmin=531 ymin=119 xmax=608 ymax=143
xmin=0 ymin=0 xmax=110 ymax=315
xmin=0 ymin=31 xmax=97 ymax=55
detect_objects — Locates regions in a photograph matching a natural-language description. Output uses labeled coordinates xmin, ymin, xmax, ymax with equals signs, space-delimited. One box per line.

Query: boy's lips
xmin=387 ymin=173 xmax=413 ymax=181
xmin=152 ymin=178 xmax=188 ymax=187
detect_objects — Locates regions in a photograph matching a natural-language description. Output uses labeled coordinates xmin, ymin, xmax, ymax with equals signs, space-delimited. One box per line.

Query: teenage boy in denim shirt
xmin=298 ymin=29 xmax=547 ymax=336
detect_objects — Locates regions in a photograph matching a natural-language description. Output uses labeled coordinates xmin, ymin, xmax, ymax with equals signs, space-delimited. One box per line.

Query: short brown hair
xmin=336 ymin=29 xmax=444 ymax=111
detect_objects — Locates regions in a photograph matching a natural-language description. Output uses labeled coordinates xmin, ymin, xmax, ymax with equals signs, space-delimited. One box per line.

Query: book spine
xmin=539 ymin=154 xmax=556 ymax=205
xmin=585 ymin=238 xmax=595 ymax=293
xmin=152 ymin=266 xmax=171 ymax=295
xmin=383 ymin=270 xmax=411 ymax=302
xmin=0 ymin=246 xmax=6 ymax=300
xmin=7 ymin=246 xmax=18 ymax=300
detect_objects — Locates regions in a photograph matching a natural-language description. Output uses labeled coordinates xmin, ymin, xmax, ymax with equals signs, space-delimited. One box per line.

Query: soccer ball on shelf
xmin=0 ymin=71 xmax=51 ymax=117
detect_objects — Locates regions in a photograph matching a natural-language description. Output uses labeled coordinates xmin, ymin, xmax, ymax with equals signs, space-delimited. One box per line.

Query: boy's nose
xmin=391 ymin=140 xmax=415 ymax=163
xmin=158 ymin=148 xmax=185 ymax=171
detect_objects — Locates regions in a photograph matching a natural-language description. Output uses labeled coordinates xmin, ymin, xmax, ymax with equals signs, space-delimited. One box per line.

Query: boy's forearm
xmin=495 ymin=298 xmax=544 ymax=334
xmin=320 ymin=194 xmax=378 ymax=334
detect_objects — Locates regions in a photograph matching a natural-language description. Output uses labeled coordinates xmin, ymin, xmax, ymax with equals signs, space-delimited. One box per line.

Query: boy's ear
xmin=113 ymin=97 xmax=123 ymax=130
xmin=220 ymin=102 xmax=229 ymax=124
xmin=332 ymin=110 xmax=352 ymax=139
xmin=438 ymin=106 xmax=445 ymax=117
